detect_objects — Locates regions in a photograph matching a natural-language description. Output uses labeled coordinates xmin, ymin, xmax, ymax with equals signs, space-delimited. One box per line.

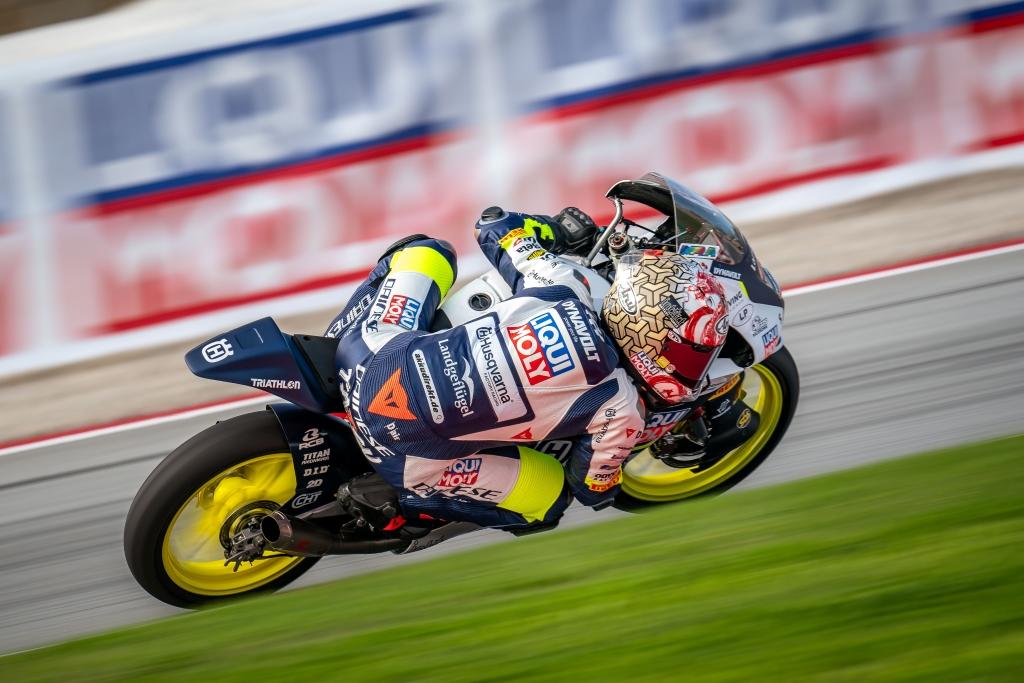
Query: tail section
xmin=186 ymin=317 xmax=341 ymax=413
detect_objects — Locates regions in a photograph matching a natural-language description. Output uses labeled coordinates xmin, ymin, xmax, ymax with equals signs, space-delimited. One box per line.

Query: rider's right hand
xmin=475 ymin=206 xmax=596 ymax=256
xmin=475 ymin=209 xmax=563 ymax=252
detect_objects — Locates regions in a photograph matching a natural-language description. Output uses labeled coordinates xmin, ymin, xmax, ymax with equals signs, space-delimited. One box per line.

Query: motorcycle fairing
xmin=269 ymin=404 xmax=372 ymax=515
xmin=185 ymin=317 xmax=341 ymax=413
xmin=606 ymin=172 xmax=786 ymax=374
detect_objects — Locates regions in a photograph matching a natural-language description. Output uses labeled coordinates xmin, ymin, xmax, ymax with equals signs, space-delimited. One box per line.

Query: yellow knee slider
xmin=499 ymin=447 xmax=565 ymax=523
xmin=389 ymin=245 xmax=456 ymax=298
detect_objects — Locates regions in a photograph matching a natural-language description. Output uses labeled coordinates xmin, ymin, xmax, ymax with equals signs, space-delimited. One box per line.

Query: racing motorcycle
xmin=124 ymin=173 xmax=799 ymax=608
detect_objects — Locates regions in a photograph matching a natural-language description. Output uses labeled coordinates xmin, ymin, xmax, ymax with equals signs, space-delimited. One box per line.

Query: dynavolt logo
xmin=712 ymin=264 xmax=742 ymax=280
xmin=507 ymin=311 xmax=575 ymax=385
xmin=381 ymin=294 xmax=422 ymax=330
xmin=562 ymin=300 xmax=601 ymax=363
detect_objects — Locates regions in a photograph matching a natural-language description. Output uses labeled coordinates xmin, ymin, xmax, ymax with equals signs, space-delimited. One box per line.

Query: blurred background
xmin=0 ymin=0 xmax=1022 ymax=438
xmin=1 ymin=1 xmax=1023 ymax=667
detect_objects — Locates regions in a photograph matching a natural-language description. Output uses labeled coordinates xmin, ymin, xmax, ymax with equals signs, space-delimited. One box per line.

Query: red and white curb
xmin=1 ymin=237 xmax=1022 ymax=458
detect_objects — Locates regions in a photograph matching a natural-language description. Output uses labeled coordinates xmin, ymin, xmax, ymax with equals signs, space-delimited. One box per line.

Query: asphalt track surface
xmin=1 ymin=249 xmax=1022 ymax=655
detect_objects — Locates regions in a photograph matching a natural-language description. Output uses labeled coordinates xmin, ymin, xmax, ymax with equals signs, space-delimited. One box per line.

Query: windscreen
xmin=607 ymin=172 xmax=748 ymax=264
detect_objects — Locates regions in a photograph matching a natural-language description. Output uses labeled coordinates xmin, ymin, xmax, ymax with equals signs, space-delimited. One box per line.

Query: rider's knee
xmin=386 ymin=236 xmax=458 ymax=298
xmin=498 ymin=446 xmax=567 ymax=524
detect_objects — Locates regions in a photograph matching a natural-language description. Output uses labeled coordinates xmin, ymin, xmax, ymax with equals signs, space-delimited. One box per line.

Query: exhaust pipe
xmin=260 ymin=510 xmax=406 ymax=556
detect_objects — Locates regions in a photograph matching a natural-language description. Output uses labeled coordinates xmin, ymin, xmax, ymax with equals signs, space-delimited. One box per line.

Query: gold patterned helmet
xmin=601 ymin=250 xmax=728 ymax=405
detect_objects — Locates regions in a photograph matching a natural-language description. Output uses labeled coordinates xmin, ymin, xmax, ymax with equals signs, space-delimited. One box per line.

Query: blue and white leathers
xmin=329 ymin=217 xmax=646 ymax=529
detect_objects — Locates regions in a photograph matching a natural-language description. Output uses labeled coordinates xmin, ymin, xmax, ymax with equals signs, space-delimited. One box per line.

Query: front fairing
xmin=606 ymin=172 xmax=785 ymax=377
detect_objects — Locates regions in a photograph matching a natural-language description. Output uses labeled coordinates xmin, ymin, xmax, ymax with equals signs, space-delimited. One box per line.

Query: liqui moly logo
xmin=507 ymin=311 xmax=575 ymax=385
xmin=437 ymin=458 xmax=481 ymax=487
xmin=381 ymin=294 xmax=422 ymax=330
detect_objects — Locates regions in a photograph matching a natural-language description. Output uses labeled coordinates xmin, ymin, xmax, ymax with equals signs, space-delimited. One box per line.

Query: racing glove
xmin=478 ymin=207 xmax=596 ymax=255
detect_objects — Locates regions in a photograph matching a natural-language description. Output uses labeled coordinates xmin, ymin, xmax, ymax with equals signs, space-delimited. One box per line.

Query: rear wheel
xmin=124 ymin=411 xmax=318 ymax=608
xmin=615 ymin=346 xmax=799 ymax=510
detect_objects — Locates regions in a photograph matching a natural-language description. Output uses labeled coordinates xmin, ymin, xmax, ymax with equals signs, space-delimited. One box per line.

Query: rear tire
xmin=124 ymin=411 xmax=319 ymax=608
xmin=614 ymin=346 xmax=799 ymax=511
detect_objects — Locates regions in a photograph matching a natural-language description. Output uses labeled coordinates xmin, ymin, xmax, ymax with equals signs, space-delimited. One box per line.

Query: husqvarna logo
xmin=201 ymin=339 xmax=233 ymax=363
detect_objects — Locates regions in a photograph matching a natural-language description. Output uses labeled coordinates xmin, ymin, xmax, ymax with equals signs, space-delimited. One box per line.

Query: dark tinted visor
xmin=660 ymin=337 xmax=720 ymax=392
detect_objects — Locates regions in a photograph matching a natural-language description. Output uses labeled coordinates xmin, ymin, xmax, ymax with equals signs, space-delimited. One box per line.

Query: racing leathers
xmin=329 ymin=213 xmax=646 ymax=529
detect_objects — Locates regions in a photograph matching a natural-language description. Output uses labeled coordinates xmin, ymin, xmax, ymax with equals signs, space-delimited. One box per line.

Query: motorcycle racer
xmin=329 ymin=206 xmax=732 ymax=534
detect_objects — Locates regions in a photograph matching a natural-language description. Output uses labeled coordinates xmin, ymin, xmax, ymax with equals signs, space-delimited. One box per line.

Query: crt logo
xmin=381 ymin=294 xmax=422 ymax=330
xmin=507 ymin=312 xmax=575 ymax=384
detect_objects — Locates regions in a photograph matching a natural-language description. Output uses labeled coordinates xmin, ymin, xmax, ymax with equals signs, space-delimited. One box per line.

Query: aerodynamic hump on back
xmin=185 ymin=317 xmax=341 ymax=413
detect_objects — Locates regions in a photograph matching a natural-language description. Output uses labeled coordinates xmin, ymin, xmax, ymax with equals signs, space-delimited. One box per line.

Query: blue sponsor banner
xmin=0 ymin=96 xmax=12 ymax=224
xmin=27 ymin=0 xmax=1024 ymax=212
xmin=492 ymin=0 xmax=1024 ymax=111
xmin=37 ymin=5 xmax=470 ymax=209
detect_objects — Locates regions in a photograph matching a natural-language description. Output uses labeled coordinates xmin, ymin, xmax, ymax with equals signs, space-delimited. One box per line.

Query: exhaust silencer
xmin=260 ymin=510 xmax=406 ymax=556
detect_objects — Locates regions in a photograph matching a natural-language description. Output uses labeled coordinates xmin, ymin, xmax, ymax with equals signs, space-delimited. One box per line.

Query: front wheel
xmin=124 ymin=411 xmax=318 ymax=608
xmin=615 ymin=346 xmax=799 ymax=510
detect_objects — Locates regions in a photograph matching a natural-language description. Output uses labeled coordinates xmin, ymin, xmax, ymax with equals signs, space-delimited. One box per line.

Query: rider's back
xmin=396 ymin=286 xmax=628 ymax=446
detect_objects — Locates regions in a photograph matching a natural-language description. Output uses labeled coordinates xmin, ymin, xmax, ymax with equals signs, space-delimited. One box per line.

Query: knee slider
xmin=388 ymin=237 xmax=457 ymax=297
xmin=499 ymin=447 xmax=566 ymax=524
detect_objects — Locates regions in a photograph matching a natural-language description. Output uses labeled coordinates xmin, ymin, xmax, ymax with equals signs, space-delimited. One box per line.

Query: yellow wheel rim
xmin=161 ymin=453 xmax=304 ymax=596
xmin=621 ymin=365 xmax=784 ymax=502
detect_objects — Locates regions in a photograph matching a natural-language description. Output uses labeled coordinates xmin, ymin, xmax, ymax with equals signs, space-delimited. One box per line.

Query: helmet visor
xmin=659 ymin=337 xmax=721 ymax=398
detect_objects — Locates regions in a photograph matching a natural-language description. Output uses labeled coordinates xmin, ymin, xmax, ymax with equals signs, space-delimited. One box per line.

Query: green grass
xmin=6 ymin=435 xmax=1024 ymax=683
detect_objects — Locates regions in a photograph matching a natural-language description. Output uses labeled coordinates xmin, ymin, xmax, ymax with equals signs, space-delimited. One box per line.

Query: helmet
xmin=601 ymin=250 xmax=728 ymax=405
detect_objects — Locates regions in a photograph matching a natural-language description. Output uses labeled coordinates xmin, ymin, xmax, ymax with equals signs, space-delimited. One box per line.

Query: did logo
xmin=381 ymin=294 xmax=422 ymax=330
xmin=507 ymin=312 xmax=575 ymax=384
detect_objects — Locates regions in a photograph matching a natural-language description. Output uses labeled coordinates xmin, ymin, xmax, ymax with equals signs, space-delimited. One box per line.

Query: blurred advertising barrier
xmin=40 ymin=5 xmax=481 ymax=343
xmin=0 ymin=94 xmax=28 ymax=359
xmin=2 ymin=0 xmax=1024 ymax=374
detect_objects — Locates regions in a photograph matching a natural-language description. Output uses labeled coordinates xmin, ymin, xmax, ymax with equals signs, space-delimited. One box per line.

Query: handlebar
xmin=585 ymin=196 xmax=624 ymax=266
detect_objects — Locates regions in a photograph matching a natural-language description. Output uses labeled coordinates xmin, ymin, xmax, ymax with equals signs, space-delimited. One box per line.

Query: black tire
xmin=614 ymin=346 xmax=800 ymax=511
xmin=124 ymin=410 xmax=319 ymax=608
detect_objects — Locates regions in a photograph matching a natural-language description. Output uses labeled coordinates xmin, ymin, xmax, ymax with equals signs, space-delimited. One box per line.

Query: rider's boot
xmin=338 ymin=473 xmax=479 ymax=554
xmin=337 ymin=473 xmax=407 ymax=534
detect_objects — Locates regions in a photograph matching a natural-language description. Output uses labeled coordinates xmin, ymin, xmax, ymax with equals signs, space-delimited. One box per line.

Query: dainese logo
xmin=506 ymin=312 xmax=575 ymax=384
